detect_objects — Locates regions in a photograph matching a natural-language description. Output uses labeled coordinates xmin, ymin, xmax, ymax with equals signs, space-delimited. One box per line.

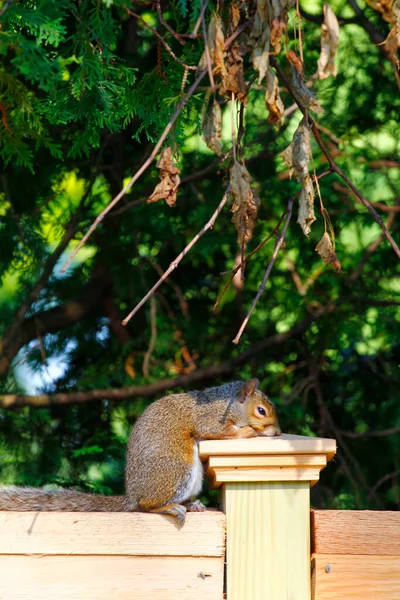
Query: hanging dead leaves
xmin=148 ymin=147 xmax=180 ymax=207
xmin=317 ymin=4 xmax=339 ymax=79
xmin=281 ymin=118 xmax=316 ymax=235
xmin=203 ymin=99 xmax=222 ymax=156
xmin=315 ymin=232 xmax=342 ymax=272
xmin=230 ymin=161 xmax=260 ymax=248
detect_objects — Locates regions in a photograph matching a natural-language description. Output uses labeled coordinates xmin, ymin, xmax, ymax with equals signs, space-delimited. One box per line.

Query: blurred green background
xmin=0 ymin=0 xmax=399 ymax=510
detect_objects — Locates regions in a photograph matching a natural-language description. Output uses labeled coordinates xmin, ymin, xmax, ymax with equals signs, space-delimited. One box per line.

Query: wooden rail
xmin=311 ymin=510 xmax=400 ymax=600
xmin=0 ymin=433 xmax=339 ymax=600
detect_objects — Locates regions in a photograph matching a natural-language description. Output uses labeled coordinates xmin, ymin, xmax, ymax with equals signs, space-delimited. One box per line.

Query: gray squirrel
xmin=0 ymin=379 xmax=280 ymax=523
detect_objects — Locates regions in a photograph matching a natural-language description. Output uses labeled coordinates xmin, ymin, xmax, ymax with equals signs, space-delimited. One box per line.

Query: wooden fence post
xmin=199 ymin=433 xmax=336 ymax=600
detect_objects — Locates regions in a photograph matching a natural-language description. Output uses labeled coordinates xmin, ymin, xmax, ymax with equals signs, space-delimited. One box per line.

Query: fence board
xmin=312 ymin=554 xmax=400 ymax=600
xmin=0 ymin=511 xmax=225 ymax=556
xmin=0 ymin=555 xmax=224 ymax=600
xmin=311 ymin=510 xmax=400 ymax=555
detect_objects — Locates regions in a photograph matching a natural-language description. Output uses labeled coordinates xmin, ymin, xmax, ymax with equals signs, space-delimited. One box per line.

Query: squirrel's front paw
xmin=237 ymin=425 xmax=257 ymax=439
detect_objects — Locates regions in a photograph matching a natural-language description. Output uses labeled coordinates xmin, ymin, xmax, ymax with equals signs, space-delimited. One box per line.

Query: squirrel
xmin=0 ymin=379 xmax=280 ymax=523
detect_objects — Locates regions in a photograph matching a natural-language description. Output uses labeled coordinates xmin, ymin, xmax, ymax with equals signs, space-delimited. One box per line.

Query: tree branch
xmin=232 ymin=197 xmax=293 ymax=344
xmin=121 ymin=186 xmax=230 ymax=325
xmin=0 ymin=303 xmax=335 ymax=408
xmin=61 ymin=68 xmax=208 ymax=273
xmin=339 ymin=427 xmax=400 ymax=438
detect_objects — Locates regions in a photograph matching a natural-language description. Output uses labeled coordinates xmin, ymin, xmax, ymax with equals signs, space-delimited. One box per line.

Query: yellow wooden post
xmin=199 ymin=433 xmax=336 ymax=600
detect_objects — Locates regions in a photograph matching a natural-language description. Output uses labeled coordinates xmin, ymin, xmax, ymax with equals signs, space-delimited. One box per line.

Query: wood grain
xmin=199 ymin=434 xmax=337 ymax=461
xmin=0 ymin=511 xmax=226 ymax=557
xmin=223 ymin=481 xmax=310 ymax=600
xmin=0 ymin=555 xmax=224 ymax=600
xmin=311 ymin=510 xmax=400 ymax=555
xmin=208 ymin=454 xmax=327 ymax=469
xmin=210 ymin=466 xmax=322 ymax=487
xmin=312 ymin=554 xmax=400 ymax=600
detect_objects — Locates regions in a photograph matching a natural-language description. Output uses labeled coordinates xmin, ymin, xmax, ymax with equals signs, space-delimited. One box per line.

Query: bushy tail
xmin=0 ymin=486 xmax=127 ymax=511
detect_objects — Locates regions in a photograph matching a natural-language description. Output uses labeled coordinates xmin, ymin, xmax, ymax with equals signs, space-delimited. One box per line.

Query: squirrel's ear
xmin=238 ymin=378 xmax=260 ymax=403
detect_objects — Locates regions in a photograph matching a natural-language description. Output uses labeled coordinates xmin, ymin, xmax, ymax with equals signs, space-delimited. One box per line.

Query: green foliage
xmin=0 ymin=0 xmax=399 ymax=510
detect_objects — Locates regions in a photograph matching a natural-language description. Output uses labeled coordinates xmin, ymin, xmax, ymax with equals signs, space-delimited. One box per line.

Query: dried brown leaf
xmin=286 ymin=49 xmax=304 ymax=73
xmin=213 ymin=16 xmax=227 ymax=77
xmin=315 ymin=231 xmax=342 ymax=271
xmin=230 ymin=3 xmax=241 ymax=30
xmin=220 ymin=45 xmax=248 ymax=103
xmin=230 ymin=161 xmax=259 ymax=244
xmin=265 ymin=65 xmax=285 ymax=125
xmin=298 ymin=175 xmax=316 ymax=235
xmin=147 ymin=147 xmax=180 ymax=207
xmin=317 ymin=4 xmax=339 ymax=80
xmin=203 ymin=100 xmax=222 ymax=156
xmin=270 ymin=0 xmax=295 ymax=52
xmin=249 ymin=0 xmax=271 ymax=83
xmin=381 ymin=0 xmax=400 ymax=68
xmin=291 ymin=65 xmax=324 ymax=114
xmin=280 ymin=118 xmax=311 ymax=178
xmin=281 ymin=119 xmax=317 ymax=235
xmin=270 ymin=18 xmax=286 ymax=52
xmin=251 ymin=27 xmax=271 ymax=84
xmin=198 ymin=15 xmax=227 ymax=77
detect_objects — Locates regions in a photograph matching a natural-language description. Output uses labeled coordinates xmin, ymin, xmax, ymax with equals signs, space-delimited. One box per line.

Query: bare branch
xmin=126 ymin=8 xmax=197 ymax=71
xmin=60 ymin=68 xmax=208 ymax=273
xmin=155 ymin=1 xmax=186 ymax=45
xmin=270 ymin=56 xmax=400 ymax=259
xmin=0 ymin=0 xmax=15 ymax=18
xmin=187 ymin=0 xmax=209 ymax=39
xmin=122 ymin=186 xmax=230 ymax=325
xmin=339 ymin=427 xmax=400 ymax=439
xmin=232 ymin=197 xmax=293 ymax=344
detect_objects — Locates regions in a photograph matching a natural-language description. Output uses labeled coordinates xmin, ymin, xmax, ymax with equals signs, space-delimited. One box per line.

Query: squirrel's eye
xmin=257 ymin=406 xmax=266 ymax=416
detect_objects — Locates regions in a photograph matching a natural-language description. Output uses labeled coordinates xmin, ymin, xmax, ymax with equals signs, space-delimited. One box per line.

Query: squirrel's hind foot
xmin=184 ymin=499 xmax=207 ymax=512
xmin=145 ymin=502 xmax=187 ymax=525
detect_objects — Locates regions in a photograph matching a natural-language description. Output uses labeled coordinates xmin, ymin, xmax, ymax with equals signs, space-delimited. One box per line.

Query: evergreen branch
xmin=0 ymin=305 xmax=333 ymax=408
xmin=60 ymin=68 xmax=208 ymax=273
xmin=121 ymin=186 xmax=230 ymax=325
xmin=270 ymin=56 xmax=400 ymax=260
xmin=232 ymin=197 xmax=294 ymax=344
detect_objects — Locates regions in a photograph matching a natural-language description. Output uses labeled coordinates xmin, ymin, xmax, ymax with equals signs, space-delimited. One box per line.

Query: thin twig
xmin=0 ymin=0 xmax=15 ymax=18
xmin=232 ymin=197 xmax=293 ymax=344
xmin=126 ymin=8 xmax=197 ymax=71
xmin=224 ymin=17 xmax=254 ymax=48
xmin=367 ymin=470 xmax=400 ymax=504
xmin=61 ymin=68 xmax=207 ymax=273
xmin=270 ymin=56 xmax=400 ymax=260
xmin=339 ymin=426 xmax=400 ymax=439
xmin=122 ymin=186 xmax=230 ymax=325
xmin=156 ymin=1 xmax=185 ymax=45
xmin=201 ymin=7 xmax=215 ymax=90
xmin=187 ymin=0 xmax=209 ymax=39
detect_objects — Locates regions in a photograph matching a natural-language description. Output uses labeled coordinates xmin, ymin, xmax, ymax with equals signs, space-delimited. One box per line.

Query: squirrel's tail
xmin=0 ymin=486 xmax=127 ymax=511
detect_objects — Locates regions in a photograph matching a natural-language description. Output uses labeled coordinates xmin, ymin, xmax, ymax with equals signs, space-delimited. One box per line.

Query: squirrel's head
xmin=239 ymin=379 xmax=281 ymax=437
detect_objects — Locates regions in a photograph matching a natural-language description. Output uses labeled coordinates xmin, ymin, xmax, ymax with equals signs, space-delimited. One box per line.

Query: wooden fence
xmin=312 ymin=510 xmax=400 ymax=600
xmin=0 ymin=434 xmax=399 ymax=600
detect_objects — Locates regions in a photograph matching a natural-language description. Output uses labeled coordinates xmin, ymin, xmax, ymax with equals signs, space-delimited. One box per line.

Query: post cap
xmin=199 ymin=433 xmax=336 ymax=488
